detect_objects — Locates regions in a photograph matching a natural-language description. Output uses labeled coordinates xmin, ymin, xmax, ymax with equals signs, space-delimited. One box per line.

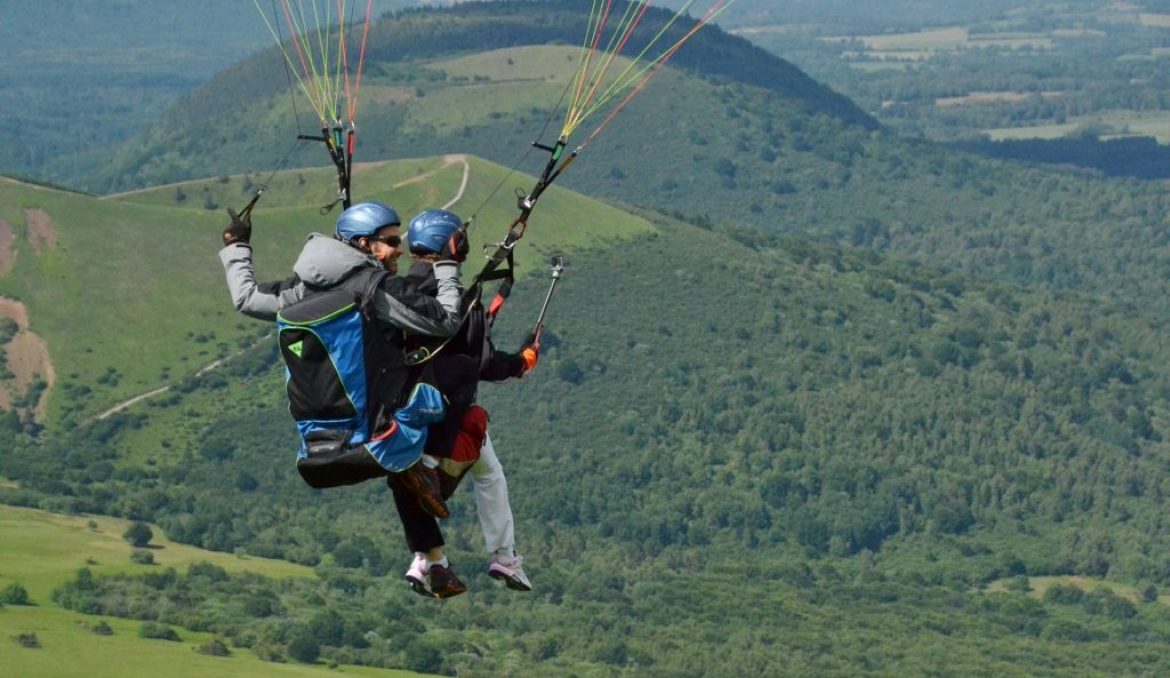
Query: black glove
xmin=223 ymin=208 xmax=252 ymax=246
xmin=439 ymin=228 xmax=469 ymax=262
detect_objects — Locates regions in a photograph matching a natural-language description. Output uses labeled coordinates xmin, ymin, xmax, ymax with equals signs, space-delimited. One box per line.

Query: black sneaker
xmin=427 ymin=563 xmax=468 ymax=599
xmin=397 ymin=463 xmax=449 ymax=519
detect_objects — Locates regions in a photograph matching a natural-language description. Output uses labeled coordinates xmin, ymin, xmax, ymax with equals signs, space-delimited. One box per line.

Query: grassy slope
xmin=0 ymin=155 xmax=653 ymax=430
xmin=0 ymin=506 xmax=418 ymax=678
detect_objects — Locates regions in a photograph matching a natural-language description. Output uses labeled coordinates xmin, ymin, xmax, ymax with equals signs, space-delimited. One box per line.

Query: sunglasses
xmin=369 ymin=234 xmax=401 ymax=247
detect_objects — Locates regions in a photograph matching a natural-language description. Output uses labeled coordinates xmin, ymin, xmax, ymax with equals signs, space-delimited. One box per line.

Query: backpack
xmin=276 ymin=267 xmax=445 ymax=488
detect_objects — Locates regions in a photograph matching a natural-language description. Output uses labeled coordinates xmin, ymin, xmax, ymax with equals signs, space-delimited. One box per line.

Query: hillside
xmin=5 ymin=156 xmax=1170 ymax=672
xmin=0 ymin=505 xmax=427 ymax=678
xmin=91 ymin=0 xmax=871 ymax=193
xmin=0 ymin=156 xmax=650 ymax=431
xmin=93 ymin=1 xmax=1170 ymax=322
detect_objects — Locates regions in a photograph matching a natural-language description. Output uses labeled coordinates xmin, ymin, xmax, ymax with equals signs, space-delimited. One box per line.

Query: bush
xmin=123 ymin=521 xmax=153 ymax=547
xmin=0 ymin=583 xmax=31 ymax=605
xmin=92 ymin=621 xmax=114 ymax=636
xmin=196 ymin=637 xmax=232 ymax=657
xmin=130 ymin=549 xmax=155 ymax=565
xmin=286 ymin=633 xmax=320 ymax=663
xmin=13 ymin=632 xmax=40 ymax=648
xmin=139 ymin=622 xmax=181 ymax=642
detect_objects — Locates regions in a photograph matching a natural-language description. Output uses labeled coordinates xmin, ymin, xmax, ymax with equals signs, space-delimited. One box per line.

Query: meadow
xmin=0 ymin=505 xmax=422 ymax=677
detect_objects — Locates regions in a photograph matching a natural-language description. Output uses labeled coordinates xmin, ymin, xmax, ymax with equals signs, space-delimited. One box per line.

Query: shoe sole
xmin=488 ymin=569 xmax=532 ymax=592
xmin=431 ymin=585 xmax=468 ymax=599
xmin=405 ymin=574 xmax=438 ymax=598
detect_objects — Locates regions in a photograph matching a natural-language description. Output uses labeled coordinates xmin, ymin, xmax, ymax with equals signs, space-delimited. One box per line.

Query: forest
xmin=4 ymin=1 xmax=1170 ymax=675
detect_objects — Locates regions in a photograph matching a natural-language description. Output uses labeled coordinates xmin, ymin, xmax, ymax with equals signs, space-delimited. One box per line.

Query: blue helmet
xmin=335 ymin=201 xmax=400 ymax=243
xmin=407 ymin=209 xmax=463 ymax=254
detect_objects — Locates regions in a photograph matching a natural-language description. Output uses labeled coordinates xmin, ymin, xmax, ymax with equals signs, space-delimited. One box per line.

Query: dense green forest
xmin=955 ymin=135 xmax=1170 ymax=178
xmin=6 ymin=212 xmax=1170 ymax=673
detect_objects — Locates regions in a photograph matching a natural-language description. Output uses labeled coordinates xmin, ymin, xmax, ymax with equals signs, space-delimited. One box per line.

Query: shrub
xmin=130 ymin=549 xmax=155 ymax=565
xmin=139 ymin=622 xmax=181 ymax=642
xmin=92 ymin=621 xmax=114 ymax=636
xmin=286 ymin=633 xmax=320 ymax=663
xmin=13 ymin=632 xmax=40 ymax=648
xmin=123 ymin=521 xmax=153 ymax=547
xmin=197 ymin=637 xmax=232 ymax=657
xmin=0 ymin=583 xmax=31 ymax=605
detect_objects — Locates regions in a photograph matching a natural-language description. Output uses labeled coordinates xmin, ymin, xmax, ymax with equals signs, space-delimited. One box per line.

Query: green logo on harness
xmin=288 ymin=340 xmax=304 ymax=358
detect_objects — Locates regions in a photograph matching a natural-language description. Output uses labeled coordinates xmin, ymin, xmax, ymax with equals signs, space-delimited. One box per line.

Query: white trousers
xmin=470 ymin=431 xmax=515 ymax=555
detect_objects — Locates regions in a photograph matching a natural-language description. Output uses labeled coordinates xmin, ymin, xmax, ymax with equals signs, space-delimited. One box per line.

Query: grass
xmin=0 ymin=505 xmax=312 ymax=602
xmin=0 ymin=154 xmax=654 ymax=432
xmin=984 ymin=110 xmax=1170 ymax=143
xmin=985 ymin=575 xmax=1167 ymax=605
xmin=0 ymin=606 xmax=423 ymax=678
xmin=0 ymin=505 xmax=424 ymax=677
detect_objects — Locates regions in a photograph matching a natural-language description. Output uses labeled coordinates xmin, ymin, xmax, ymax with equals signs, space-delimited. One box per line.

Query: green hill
xmin=93 ymin=1 xmax=1170 ymax=323
xmin=0 ymin=155 xmax=651 ymax=431
xmin=6 ymin=153 xmax=1170 ymax=672
xmin=92 ymin=0 xmax=872 ymax=195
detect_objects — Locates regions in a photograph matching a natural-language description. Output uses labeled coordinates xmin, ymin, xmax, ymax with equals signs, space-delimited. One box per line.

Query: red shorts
xmin=450 ymin=405 xmax=488 ymax=463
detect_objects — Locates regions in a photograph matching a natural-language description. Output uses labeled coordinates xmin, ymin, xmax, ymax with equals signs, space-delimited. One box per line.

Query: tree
xmin=0 ymin=583 xmax=30 ymax=605
xmin=123 ymin=521 xmax=153 ymax=547
xmin=286 ymin=633 xmax=320 ymax=664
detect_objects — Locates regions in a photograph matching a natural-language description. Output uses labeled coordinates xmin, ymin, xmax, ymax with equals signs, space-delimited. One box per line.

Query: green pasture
xmin=831 ymin=25 xmax=1057 ymax=58
xmin=986 ymin=575 xmax=1170 ymax=605
xmin=849 ymin=26 xmax=969 ymax=52
xmin=985 ymin=110 xmax=1170 ymax=144
xmin=105 ymin=157 xmax=451 ymax=211
xmin=0 ymin=505 xmax=311 ymax=602
xmin=0 ymin=504 xmax=417 ymax=677
xmin=432 ymin=45 xmax=585 ymax=84
xmin=0 ymin=607 xmax=422 ymax=678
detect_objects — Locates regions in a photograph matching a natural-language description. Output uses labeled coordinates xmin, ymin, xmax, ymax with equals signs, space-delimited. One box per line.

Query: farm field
xmin=985 ymin=110 xmax=1170 ymax=144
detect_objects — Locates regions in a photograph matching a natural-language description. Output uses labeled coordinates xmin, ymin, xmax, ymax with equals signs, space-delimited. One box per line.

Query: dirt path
xmin=0 ymin=297 xmax=55 ymax=419
xmin=24 ymin=208 xmax=58 ymax=255
xmin=0 ymin=219 xmax=15 ymax=277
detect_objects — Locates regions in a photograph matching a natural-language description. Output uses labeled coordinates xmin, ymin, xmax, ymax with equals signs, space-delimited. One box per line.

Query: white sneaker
xmin=404 ymin=552 xmax=433 ymax=598
xmin=488 ymin=552 xmax=532 ymax=591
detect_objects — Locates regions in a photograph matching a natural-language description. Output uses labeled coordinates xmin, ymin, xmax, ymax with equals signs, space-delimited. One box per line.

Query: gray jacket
xmin=219 ymin=233 xmax=463 ymax=337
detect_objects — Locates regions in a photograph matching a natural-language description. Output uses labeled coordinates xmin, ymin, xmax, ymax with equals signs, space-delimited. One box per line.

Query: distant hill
xmin=95 ymin=1 xmax=1170 ymax=321
xmin=93 ymin=0 xmax=873 ymax=195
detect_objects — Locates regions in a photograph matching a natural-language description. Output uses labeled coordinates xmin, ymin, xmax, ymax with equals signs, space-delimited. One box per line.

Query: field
xmin=936 ymin=91 xmax=1063 ymax=107
xmin=1139 ymin=13 xmax=1170 ymax=27
xmin=822 ymin=25 xmax=1057 ymax=57
xmin=0 ymin=505 xmax=422 ymax=678
xmin=986 ymin=575 xmax=1170 ymax=605
xmin=0 ymin=505 xmax=311 ymax=601
xmin=985 ymin=110 xmax=1170 ymax=144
